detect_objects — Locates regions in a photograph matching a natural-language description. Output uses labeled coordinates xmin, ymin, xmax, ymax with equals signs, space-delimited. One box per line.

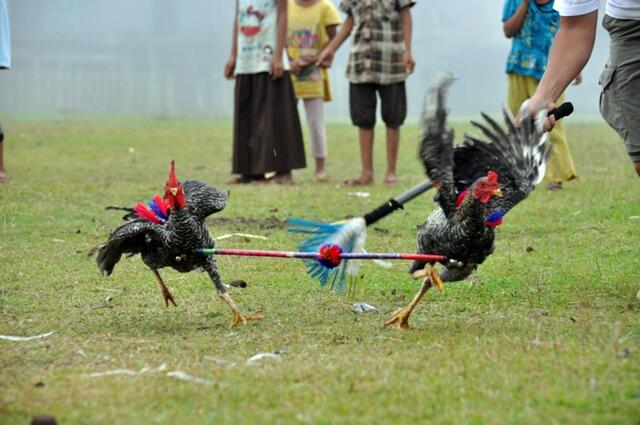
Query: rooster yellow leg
xmin=151 ymin=269 xmax=177 ymax=307
xmin=384 ymin=267 xmax=444 ymax=330
xmin=219 ymin=292 xmax=262 ymax=329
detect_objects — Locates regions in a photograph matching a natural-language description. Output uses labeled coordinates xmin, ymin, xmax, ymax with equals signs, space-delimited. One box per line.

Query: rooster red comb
xmin=487 ymin=170 xmax=499 ymax=183
xmin=168 ymin=160 xmax=179 ymax=185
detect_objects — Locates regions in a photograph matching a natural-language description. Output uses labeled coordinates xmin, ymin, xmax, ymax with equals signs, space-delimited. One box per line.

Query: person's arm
xmin=528 ymin=11 xmax=598 ymax=124
xmin=224 ymin=0 xmax=239 ymax=79
xmin=400 ymin=7 xmax=415 ymax=74
xmin=326 ymin=24 xmax=338 ymax=42
xmin=271 ymin=0 xmax=287 ymax=79
xmin=297 ymin=24 xmax=338 ymax=68
xmin=316 ymin=15 xmax=354 ymax=68
xmin=503 ymin=0 xmax=530 ymax=38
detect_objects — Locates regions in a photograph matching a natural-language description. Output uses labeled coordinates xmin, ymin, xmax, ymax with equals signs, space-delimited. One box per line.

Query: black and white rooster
xmin=95 ymin=161 xmax=260 ymax=329
xmin=386 ymin=75 xmax=555 ymax=329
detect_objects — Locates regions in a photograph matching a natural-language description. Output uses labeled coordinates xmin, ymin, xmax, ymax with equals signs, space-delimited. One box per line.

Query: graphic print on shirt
xmin=240 ymin=5 xmax=266 ymax=37
xmin=288 ymin=28 xmax=322 ymax=82
xmin=238 ymin=1 xmax=275 ymax=66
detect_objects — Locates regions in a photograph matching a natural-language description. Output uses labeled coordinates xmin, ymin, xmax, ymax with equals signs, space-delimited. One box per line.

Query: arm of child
xmin=503 ymin=0 xmax=530 ymax=38
xmin=224 ymin=0 xmax=239 ymax=79
xmin=271 ymin=0 xmax=287 ymax=80
xmin=400 ymin=7 xmax=415 ymax=74
xmin=316 ymin=15 xmax=354 ymax=68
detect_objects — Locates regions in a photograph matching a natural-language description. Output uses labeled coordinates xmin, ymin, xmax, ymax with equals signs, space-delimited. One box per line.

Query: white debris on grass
xmin=346 ymin=191 xmax=370 ymax=198
xmin=167 ymin=371 xmax=213 ymax=386
xmin=88 ymin=363 xmax=167 ymax=378
xmin=629 ymin=216 xmax=640 ymax=220
xmin=352 ymin=303 xmax=379 ymax=313
xmin=215 ymin=233 xmax=268 ymax=241
xmin=247 ymin=351 xmax=283 ymax=365
xmin=0 ymin=331 xmax=55 ymax=342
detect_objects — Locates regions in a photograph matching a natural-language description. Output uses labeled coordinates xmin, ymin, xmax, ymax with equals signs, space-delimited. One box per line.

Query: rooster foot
xmin=412 ymin=266 xmax=444 ymax=293
xmin=385 ymin=267 xmax=443 ymax=330
xmin=162 ymin=287 xmax=177 ymax=308
xmin=384 ymin=306 xmax=413 ymax=330
xmin=152 ymin=269 xmax=177 ymax=308
xmin=229 ymin=312 xmax=262 ymax=329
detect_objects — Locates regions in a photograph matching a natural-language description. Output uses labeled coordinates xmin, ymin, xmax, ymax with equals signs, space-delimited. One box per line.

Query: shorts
xmin=0 ymin=123 xmax=3 ymax=143
xmin=349 ymin=81 xmax=407 ymax=129
xmin=599 ymin=15 xmax=640 ymax=162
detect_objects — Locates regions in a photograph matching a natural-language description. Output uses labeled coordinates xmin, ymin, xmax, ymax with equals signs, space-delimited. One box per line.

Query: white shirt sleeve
xmin=553 ymin=0 xmax=600 ymax=16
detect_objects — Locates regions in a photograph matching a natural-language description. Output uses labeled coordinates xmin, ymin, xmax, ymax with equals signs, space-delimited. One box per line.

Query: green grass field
xmin=0 ymin=118 xmax=638 ymax=424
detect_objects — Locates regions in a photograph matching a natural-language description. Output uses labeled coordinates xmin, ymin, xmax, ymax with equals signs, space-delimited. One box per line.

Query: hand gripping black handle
xmin=548 ymin=102 xmax=574 ymax=120
xmin=362 ymin=102 xmax=573 ymax=227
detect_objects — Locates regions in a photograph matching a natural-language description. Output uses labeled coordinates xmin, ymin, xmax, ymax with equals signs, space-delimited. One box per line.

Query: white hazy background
xmin=0 ymin=0 xmax=609 ymax=120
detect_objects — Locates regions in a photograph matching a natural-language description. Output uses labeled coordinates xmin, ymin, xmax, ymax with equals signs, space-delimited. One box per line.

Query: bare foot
xmin=383 ymin=174 xmax=398 ymax=185
xmin=315 ymin=171 xmax=329 ymax=182
xmin=226 ymin=175 xmax=253 ymax=185
xmin=0 ymin=171 xmax=10 ymax=183
xmin=546 ymin=182 xmax=563 ymax=191
xmin=273 ymin=171 xmax=294 ymax=185
xmin=343 ymin=176 xmax=373 ymax=186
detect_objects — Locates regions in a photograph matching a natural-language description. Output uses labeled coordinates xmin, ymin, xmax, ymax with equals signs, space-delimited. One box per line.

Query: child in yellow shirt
xmin=287 ymin=0 xmax=341 ymax=181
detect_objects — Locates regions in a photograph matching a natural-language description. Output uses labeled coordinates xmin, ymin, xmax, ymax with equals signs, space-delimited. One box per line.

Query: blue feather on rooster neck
xmin=485 ymin=209 xmax=504 ymax=227
xmin=148 ymin=198 xmax=169 ymax=222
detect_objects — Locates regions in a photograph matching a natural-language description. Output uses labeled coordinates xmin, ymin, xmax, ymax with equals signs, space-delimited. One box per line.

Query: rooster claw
xmin=163 ymin=290 xmax=177 ymax=308
xmin=229 ymin=312 xmax=262 ymax=329
xmin=428 ymin=268 xmax=445 ymax=294
xmin=384 ymin=308 xmax=412 ymax=330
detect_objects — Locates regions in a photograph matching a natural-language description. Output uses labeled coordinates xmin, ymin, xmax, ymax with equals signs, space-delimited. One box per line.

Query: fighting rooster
xmin=385 ymin=75 xmax=551 ymax=329
xmin=95 ymin=161 xmax=260 ymax=328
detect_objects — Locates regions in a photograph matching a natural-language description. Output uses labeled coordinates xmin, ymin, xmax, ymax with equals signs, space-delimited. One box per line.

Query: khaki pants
xmin=507 ymin=73 xmax=578 ymax=183
xmin=599 ymin=15 xmax=640 ymax=162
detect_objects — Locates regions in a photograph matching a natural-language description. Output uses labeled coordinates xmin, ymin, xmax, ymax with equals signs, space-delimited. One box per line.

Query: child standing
xmin=317 ymin=0 xmax=416 ymax=186
xmin=225 ymin=0 xmax=306 ymax=185
xmin=0 ymin=0 xmax=10 ymax=183
xmin=503 ymin=0 xmax=579 ymax=190
xmin=287 ymin=0 xmax=341 ymax=181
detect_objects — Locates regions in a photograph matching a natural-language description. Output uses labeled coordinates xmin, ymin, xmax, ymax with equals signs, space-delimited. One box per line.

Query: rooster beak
xmin=169 ymin=187 xmax=178 ymax=196
xmin=493 ymin=188 xmax=503 ymax=197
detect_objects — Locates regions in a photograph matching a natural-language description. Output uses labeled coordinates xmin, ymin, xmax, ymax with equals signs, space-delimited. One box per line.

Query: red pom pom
xmin=317 ymin=244 xmax=343 ymax=269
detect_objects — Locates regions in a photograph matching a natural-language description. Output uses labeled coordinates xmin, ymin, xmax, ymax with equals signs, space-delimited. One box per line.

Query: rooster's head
xmin=472 ymin=171 xmax=502 ymax=204
xmin=164 ymin=160 xmax=186 ymax=210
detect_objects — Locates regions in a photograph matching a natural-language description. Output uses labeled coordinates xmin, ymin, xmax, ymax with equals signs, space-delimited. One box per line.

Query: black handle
xmin=363 ymin=180 xmax=435 ymax=226
xmin=548 ymin=102 xmax=574 ymax=120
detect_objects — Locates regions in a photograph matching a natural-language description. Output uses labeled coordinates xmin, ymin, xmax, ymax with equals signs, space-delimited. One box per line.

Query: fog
xmin=0 ymin=0 xmax=609 ymax=119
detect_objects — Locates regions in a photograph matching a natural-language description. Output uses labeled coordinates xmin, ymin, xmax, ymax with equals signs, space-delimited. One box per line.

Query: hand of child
xmin=271 ymin=56 xmax=284 ymax=80
xmin=224 ymin=56 xmax=236 ymax=80
xmin=404 ymin=51 xmax=416 ymax=74
xmin=290 ymin=59 xmax=301 ymax=76
xmin=316 ymin=48 xmax=334 ymax=69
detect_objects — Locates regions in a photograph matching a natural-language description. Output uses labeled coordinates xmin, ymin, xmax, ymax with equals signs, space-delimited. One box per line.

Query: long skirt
xmin=232 ymin=71 xmax=306 ymax=175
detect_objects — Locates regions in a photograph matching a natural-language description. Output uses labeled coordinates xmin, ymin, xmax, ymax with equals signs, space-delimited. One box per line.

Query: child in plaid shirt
xmin=317 ymin=0 xmax=416 ymax=185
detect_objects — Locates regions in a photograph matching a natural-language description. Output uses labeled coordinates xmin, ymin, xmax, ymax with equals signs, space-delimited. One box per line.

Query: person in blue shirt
xmin=0 ymin=0 xmax=11 ymax=183
xmin=503 ymin=0 xmax=580 ymax=190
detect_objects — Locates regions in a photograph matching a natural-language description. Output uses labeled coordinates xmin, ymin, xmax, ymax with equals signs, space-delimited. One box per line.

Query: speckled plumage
xmin=96 ymin=180 xmax=229 ymax=294
xmin=413 ymin=75 xmax=549 ymax=282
